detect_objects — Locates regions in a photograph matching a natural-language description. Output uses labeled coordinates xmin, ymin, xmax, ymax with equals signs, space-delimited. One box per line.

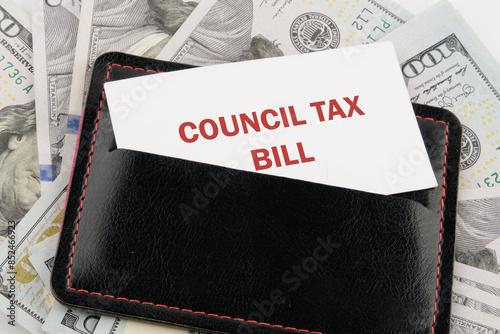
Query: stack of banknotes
xmin=0 ymin=0 xmax=499 ymax=333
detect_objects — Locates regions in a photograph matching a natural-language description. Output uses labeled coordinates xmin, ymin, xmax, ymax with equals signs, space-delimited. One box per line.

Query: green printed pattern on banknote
xmin=0 ymin=4 xmax=34 ymax=105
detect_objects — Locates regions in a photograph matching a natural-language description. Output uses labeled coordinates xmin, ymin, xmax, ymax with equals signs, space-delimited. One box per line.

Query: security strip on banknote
xmin=33 ymin=0 xmax=81 ymax=183
xmin=62 ymin=0 xmax=201 ymax=169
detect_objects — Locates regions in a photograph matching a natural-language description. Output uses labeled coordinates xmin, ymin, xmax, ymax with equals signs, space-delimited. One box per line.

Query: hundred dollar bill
xmin=25 ymin=233 xmax=125 ymax=334
xmin=381 ymin=1 xmax=500 ymax=191
xmin=62 ymin=0 xmax=201 ymax=169
xmin=454 ymin=186 xmax=500 ymax=275
xmin=42 ymin=301 xmax=127 ymax=334
xmin=24 ymin=228 xmax=194 ymax=334
xmin=454 ymin=271 xmax=500 ymax=327
xmin=93 ymin=316 xmax=127 ymax=334
xmin=0 ymin=170 xmax=69 ymax=333
xmin=451 ymin=304 xmax=500 ymax=334
xmin=117 ymin=319 xmax=213 ymax=334
xmin=28 ymin=234 xmax=58 ymax=289
xmin=24 ymin=230 xmax=184 ymax=334
xmin=453 ymin=186 xmax=500 ymax=316
xmin=0 ymin=2 xmax=41 ymax=245
xmin=94 ymin=317 xmax=209 ymax=334
xmin=455 ymin=263 xmax=500 ymax=299
xmin=98 ymin=318 xmax=193 ymax=334
xmin=157 ymin=0 xmax=412 ymax=65
xmin=47 ymin=300 xmax=208 ymax=334
xmin=32 ymin=0 xmax=81 ymax=183
xmin=451 ymin=186 xmax=500 ymax=333
xmin=453 ymin=280 xmax=500 ymax=319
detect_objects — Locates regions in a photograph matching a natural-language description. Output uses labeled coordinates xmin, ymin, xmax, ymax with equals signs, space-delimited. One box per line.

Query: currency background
xmin=0 ymin=0 xmax=499 ymax=333
xmin=400 ymin=0 xmax=500 ymax=66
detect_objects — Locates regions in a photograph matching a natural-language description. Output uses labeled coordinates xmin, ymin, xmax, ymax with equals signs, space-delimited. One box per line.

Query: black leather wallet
xmin=52 ymin=52 xmax=462 ymax=334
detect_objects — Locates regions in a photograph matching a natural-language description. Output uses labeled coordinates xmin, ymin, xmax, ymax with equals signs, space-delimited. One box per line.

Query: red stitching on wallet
xmin=66 ymin=65 xmax=448 ymax=334
xmin=416 ymin=115 xmax=448 ymax=334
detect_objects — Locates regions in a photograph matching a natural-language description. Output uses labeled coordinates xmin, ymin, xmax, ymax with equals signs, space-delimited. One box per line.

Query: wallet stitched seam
xmin=66 ymin=63 xmax=449 ymax=334
xmin=416 ymin=115 xmax=448 ymax=334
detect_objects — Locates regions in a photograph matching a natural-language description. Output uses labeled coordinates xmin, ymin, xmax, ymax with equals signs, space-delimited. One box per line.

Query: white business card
xmin=105 ymin=42 xmax=437 ymax=195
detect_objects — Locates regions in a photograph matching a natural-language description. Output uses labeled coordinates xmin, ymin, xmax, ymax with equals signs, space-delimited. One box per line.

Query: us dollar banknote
xmin=42 ymin=303 xmax=101 ymax=334
xmin=455 ymin=263 xmax=500 ymax=300
xmin=62 ymin=0 xmax=200 ymax=169
xmin=0 ymin=171 xmax=68 ymax=333
xmin=157 ymin=0 xmax=412 ymax=65
xmin=454 ymin=187 xmax=500 ymax=276
xmin=28 ymin=233 xmax=58 ymax=289
xmin=381 ymin=1 xmax=500 ymax=191
xmin=100 ymin=319 xmax=193 ymax=334
xmin=453 ymin=280 xmax=500 ymax=319
xmin=451 ymin=281 xmax=500 ymax=334
xmin=42 ymin=301 xmax=128 ymax=334
xmin=451 ymin=304 xmax=500 ymax=334
xmin=94 ymin=317 xmax=207 ymax=334
xmin=22 ymin=230 xmax=126 ymax=334
xmin=451 ymin=186 xmax=500 ymax=332
xmin=93 ymin=313 xmax=211 ymax=334
xmin=452 ymin=187 xmax=500 ymax=333
xmin=0 ymin=2 xmax=41 ymax=245
xmin=93 ymin=316 xmax=127 ymax=334
xmin=32 ymin=0 xmax=81 ymax=183
xmin=24 ymin=233 xmax=208 ymax=334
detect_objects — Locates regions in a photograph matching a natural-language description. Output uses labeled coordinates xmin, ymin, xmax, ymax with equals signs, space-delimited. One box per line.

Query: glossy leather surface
xmin=52 ymin=53 xmax=462 ymax=334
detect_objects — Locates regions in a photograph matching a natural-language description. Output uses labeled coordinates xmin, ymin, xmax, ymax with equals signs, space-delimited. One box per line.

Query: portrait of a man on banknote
xmin=0 ymin=101 xmax=41 ymax=242
xmin=456 ymin=248 xmax=499 ymax=274
xmin=454 ymin=197 xmax=500 ymax=274
xmin=143 ymin=0 xmax=283 ymax=61
xmin=95 ymin=0 xmax=283 ymax=61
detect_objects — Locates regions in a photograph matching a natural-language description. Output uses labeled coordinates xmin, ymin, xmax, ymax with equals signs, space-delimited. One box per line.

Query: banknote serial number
xmin=0 ymin=54 xmax=32 ymax=94
xmin=477 ymin=171 xmax=500 ymax=188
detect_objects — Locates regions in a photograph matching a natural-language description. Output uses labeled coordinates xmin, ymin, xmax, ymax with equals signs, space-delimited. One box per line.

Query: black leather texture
xmin=52 ymin=52 xmax=462 ymax=334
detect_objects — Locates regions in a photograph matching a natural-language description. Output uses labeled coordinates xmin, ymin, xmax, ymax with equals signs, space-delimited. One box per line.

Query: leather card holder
xmin=51 ymin=52 xmax=462 ymax=334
